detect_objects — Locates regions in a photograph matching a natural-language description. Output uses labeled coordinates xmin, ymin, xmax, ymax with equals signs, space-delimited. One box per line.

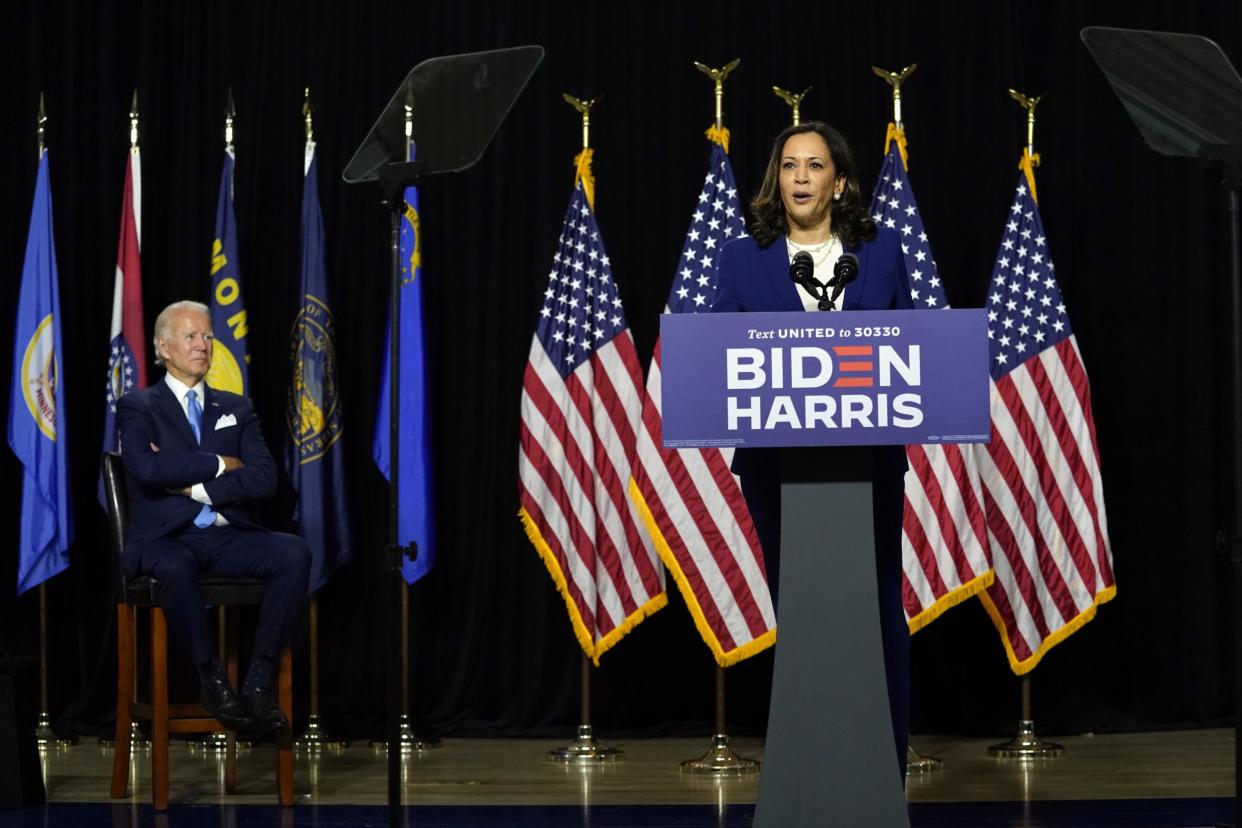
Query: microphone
xmin=789 ymin=251 xmax=816 ymax=293
xmin=828 ymin=253 xmax=859 ymax=307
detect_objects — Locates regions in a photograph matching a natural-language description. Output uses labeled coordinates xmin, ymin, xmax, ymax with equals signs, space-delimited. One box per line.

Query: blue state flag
xmin=206 ymin=148 xmax=250 ymax=396
xmin=373 ymin=171 xmax=434 ymax=585
xmin=8 ymin=149 xmax=73 ymax=594
xmin=287 ymin=141 xmax=352 ymax=593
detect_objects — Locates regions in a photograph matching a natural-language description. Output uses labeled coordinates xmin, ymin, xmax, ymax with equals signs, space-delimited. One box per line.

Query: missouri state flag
xmin=100 ymin=144 xmax=147 ymax=506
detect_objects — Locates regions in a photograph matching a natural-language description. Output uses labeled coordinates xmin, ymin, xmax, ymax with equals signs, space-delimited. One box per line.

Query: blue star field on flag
xmin=668 ymin=143 xmax=746 ymax=312
xmin=869 ymin=142 xmax=948 ymax=309
xmin=536 ymin=184 xmax=629 ymax=376
xmin=985 ymin=175 xmax=1071 ymax=379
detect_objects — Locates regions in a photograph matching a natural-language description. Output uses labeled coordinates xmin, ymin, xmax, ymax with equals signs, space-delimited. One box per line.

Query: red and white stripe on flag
xmin=518 ymin=181 xmax=666 ymax=664
xmin=974 ymin=155 xmax=1115 ymax=674
xmin=631 ymin=341 xmax=777 ymax=667
xmin=902 ymin=443 xmax=993 ymax=630
xmin=114 ymin=148 xmax=147 ymax=387
xmin=867 ymin=126 xmax=994 ymax=631
xmin=978 ymin=340 xmax=1115 ymax=673
xmin=629 ymin=136 xmax=776 ymax=667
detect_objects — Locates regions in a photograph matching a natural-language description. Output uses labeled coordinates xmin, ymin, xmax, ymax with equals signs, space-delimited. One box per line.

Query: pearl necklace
xmin=787 ymin=234 xmax=838 ymax=267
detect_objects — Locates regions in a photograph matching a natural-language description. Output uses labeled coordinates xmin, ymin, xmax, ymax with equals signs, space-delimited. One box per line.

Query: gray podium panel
xmin=754 ymin=447 xmax=908 ymax=828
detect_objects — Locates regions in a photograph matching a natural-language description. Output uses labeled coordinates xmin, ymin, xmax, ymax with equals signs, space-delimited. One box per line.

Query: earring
xmin=833 ymin=191 xmax=842 ymax=201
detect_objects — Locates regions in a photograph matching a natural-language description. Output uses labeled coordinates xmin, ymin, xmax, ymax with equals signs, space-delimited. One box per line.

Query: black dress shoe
xmin=200 ymin=673 xmax=252 ymax=730
xmin=242 ymin=689 xmax=289 ymax=732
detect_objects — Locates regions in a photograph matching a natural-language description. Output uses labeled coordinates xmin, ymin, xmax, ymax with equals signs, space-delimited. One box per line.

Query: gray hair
xmin=153 ymin=300 xmax=211 ymax=366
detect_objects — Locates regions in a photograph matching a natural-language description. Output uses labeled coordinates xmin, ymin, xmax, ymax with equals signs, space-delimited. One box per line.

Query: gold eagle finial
xmin=1008 ymin=88 xmax=1046 ymax=156
xmin=772 ymin=85 xmax=812 ymax=126
xmin=562 ymin=93 xmax=601 ymax=149
xmin=694 ymin=59 xmax=740 ymax=128
xmin=871 ymin=64 xmax=917 ymax=126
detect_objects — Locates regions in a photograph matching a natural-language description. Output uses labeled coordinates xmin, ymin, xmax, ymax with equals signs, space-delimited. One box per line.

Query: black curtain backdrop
xmin=2 ymin=0 xmax=1239 ymax=741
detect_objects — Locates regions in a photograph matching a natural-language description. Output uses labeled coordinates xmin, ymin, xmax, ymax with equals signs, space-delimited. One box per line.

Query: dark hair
xmin=748 ymin=121 xmax=877 ymax=249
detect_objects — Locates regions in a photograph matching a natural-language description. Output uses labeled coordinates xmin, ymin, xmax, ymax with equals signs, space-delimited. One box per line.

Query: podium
xmin=659 ymin=308 xmax=990 ymax=826
xmin=756 ymin=446 xmax=906 ymax=827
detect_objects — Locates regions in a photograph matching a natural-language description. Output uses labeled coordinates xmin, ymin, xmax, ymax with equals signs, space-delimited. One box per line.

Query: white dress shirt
xmin=163 ymin=373 xmax=228 ymax=524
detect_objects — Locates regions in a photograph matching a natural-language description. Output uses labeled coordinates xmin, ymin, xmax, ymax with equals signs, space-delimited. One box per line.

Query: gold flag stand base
xmin=987 ymin=720 xmax=1064 ymax=758
xmin=679 ymin=733 xmax=759 ymax=775
xmin=370 ymin=714 xmax=440 ymax=752
xmin=547 ymin=724 xmax=623 ymax=763
xmin=99 ymin=720 xmax=149 ymax=749
xmin=295 ymin=714 xmax=348 ymax=751
xmin=906 ymin=744 xmax=943 ymax=774
xmin=35 ymin=712 xmax=77 ymax=747
xmin=188 ymin=732 xmax=251 ymax=752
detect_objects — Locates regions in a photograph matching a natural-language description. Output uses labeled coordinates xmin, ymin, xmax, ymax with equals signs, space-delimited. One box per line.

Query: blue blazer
xmin=710 ymin=228 xmax=914 ymax=480
xmin=116 ymin=378 xmax=277 ymax=567
xmin=712 ymin=226 xmax=913 ymax=314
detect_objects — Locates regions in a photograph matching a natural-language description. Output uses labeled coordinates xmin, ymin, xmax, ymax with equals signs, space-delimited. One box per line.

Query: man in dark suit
xmin=117 ymin=300 xmax=310 ymax=730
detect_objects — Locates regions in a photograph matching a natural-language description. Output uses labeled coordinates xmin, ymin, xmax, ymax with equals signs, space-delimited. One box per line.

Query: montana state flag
xmin=206 ymin=147 xmax=250 ymax=396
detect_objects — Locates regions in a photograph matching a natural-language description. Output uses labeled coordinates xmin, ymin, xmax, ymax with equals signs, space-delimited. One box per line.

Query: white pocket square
xmin=214 ymin=414 xmax=237 ymax=430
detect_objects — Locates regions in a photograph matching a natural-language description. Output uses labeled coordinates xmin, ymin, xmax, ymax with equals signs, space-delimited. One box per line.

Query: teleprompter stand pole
xmin=1080 ymin=26 xmax=1242 ymax=826
xmin=342 ymin=47 xmax=545 ymax=828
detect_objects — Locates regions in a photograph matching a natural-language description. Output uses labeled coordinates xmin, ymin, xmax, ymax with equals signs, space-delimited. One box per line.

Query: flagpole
xmin=36 ymin=92 xmax=45 ymax=157
xmin=987 ymin=90 xmax=1063 ymax=760
xmin=547 ymin=95 xmax=621 ymax=764
xmin=365 ymin=92 xmax=437 ymax=758
xmin=298 ymin=95 xmax=346 ymax=759
xmin=367 ymin=81 xmax=413 ymax=818
xmin=675 ymin=60 xmax=759 ymax=777
xmin=867 ymin=64 xmax=948 ymax=777
xmin=197 ymin=93 xmax=248 ymax=756
xmin=34 ymin=584 xmax=75 ymax=747
xmin=29 ymin=98 xmax=75 ymax=751
xmin=772 ymin=85 xmax=811 ymax=126
xmin=396 ymin=96 xmax=436 ymax=754
xmin=397 ymin=582 xmax=438 ymax=750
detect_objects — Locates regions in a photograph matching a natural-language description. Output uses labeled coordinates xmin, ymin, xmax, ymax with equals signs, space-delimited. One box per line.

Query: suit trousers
xmin=740 ymin=469 xmax=910 ymax=778
xmin=130 ymin=525 xmax=312 ymax=668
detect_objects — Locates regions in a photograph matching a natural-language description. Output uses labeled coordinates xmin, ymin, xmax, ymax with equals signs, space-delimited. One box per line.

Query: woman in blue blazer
xmin=711 ymin=121 xmax=913 ymax=776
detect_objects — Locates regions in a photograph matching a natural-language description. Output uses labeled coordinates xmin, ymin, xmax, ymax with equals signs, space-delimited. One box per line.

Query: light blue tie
xmin=185 ymin=390 xmax=217 ymax=528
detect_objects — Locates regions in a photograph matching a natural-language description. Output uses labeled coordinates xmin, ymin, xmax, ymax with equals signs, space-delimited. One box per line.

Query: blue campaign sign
xmin=660 ymin=309 xmax=991 ymax=448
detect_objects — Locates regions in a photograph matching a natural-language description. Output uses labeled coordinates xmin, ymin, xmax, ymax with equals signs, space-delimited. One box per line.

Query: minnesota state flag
xmin=8 ymin=148 xmax=73 ymax=594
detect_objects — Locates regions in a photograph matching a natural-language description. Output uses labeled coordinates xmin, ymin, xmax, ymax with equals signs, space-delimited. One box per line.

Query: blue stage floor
xmin=0 ymin=800 xmax=1235 ymax=828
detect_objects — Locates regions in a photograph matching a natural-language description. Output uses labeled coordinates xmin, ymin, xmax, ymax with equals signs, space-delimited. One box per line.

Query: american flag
xmin=518 ymin=177 xmax=666 ymax=664
xmin=631 ymin=134 xmax=776 ymax=667
xmin=868 ymin=127 xmax=993 ymax=631
xmin=974 ymin=154 xmax=1115 ymax=673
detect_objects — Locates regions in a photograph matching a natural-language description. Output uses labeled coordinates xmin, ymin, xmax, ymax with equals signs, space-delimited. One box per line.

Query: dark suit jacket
xmin=712 ymin=226 xmax=913 ymax=314
xmin=116 ymin=378 xmax=276 ymax=568
xmin=710 ymin=228 xmax=914 ymax=480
